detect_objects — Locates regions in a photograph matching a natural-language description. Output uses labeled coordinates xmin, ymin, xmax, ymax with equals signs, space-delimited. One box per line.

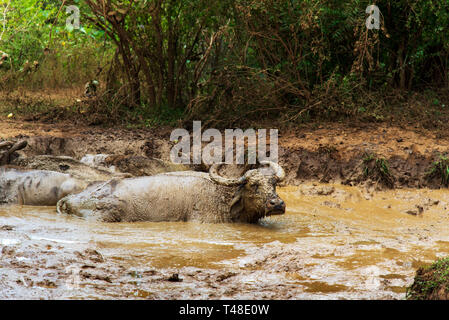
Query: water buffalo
xmin=79 ymin=154 xmax=190 ymax=177
xmin=14 ymin=154 xmax=129 ymax=183
xmin=0 ymin=140 xmax=27 ymax=165
xmin=57 ymin=161 xmax=286 ymax=223
xmin=0 ymin=167 xmax=87 ymax=206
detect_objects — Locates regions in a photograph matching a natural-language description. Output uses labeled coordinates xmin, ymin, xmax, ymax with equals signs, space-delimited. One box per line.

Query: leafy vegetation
xmin=1 ymin=0 xmax=449 ymax=126
xmin=407 ymin=257 xmax=449 ymax=300
xmin=0 ymin=0 xmax=111 ymax=90
xmin=362 ymin=153 xmax=395 ymax=188
xmin=426 ymin=155 xmax=449 ymax=187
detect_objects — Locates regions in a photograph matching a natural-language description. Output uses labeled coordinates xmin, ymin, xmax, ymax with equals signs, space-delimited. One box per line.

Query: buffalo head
xmin=209 ymin=161 xmax=286 ymax=223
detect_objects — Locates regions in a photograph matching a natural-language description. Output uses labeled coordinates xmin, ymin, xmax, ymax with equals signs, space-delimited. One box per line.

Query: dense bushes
xmin=1 ymin=0 xmax=449 ymax=126
xmin=0 ymin=0 xmax=110 ymax=90
xmin=189 ymin=0 xmax=449 ymax=125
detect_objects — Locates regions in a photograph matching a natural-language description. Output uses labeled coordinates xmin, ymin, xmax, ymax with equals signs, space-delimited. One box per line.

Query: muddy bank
xmin=406 ymin=257 xmax=449 ymax=300
xmin=1 ymin=120 xmax=449 ymax=189
xmin=279 ymin=124 xmax=449 ymax=189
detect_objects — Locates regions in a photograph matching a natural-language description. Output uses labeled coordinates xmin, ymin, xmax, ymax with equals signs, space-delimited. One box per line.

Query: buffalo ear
xmin=230 ymin=190 xmax=244 ymax=219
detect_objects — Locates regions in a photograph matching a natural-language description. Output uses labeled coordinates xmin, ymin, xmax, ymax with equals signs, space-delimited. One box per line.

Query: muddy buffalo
xmin=0 ymin=167 xmax=87 ymax=206
xmin=57 ymin=161 xmax=286 ymax=223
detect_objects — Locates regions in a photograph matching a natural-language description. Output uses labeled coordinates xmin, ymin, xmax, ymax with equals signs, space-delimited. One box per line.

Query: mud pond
xmin=1 ymin=183 xmax=449 ymax=299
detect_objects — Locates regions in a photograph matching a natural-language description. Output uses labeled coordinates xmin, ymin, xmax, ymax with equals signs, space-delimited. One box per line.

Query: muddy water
xmin=1 ymin=183 xmax=449 ymax=299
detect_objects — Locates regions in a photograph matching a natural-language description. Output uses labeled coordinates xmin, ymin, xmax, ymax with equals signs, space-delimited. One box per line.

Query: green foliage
xmin=426 ymin=155 xmax=449 ymax=187
xmin=407 ymin=257 xmax=449 ymax=300
xmin=362 ymin=153 xmax=395 ymax=187
xmin=84 ymin=0 xmax=233 ymax=109
xmin=2 ymin=0 xmax=449 ymax=125
xmin=0 ymin=0 xmax=111 ymax=89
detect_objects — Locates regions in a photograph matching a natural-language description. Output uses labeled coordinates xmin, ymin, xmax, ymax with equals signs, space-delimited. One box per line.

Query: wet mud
xmin=1 ymin=184 xmax=449 ymax=299
xmin=1 ymin=120 xmax=449 ymax=299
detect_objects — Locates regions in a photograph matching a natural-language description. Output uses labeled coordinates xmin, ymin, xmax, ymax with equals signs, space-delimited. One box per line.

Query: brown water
xmin=1 ymin=183 xmax=449 ymax=299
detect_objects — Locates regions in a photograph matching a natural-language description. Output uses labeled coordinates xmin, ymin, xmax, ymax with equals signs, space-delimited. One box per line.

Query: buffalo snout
xmin=265 ymin=196 xmax=286 ymax=216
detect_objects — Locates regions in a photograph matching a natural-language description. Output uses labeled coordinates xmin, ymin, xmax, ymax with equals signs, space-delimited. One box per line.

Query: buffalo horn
xmin=209 ymin=163 xmax=246 ymax=186
xmin=259 ymin=161 xmax=285 ymax=181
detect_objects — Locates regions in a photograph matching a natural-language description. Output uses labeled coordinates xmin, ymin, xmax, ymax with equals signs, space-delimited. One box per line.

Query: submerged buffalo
xmin=0 ymin=167 xmax=86 ymax=206
xmin=57 ymin=161 xmax=286 ymax=223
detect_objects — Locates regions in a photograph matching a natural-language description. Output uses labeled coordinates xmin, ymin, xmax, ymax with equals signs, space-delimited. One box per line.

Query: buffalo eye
xmin=249 ymin=183 xmax=259 ymax=192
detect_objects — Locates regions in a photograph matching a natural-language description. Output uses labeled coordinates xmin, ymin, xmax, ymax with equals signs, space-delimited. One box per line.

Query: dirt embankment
xmin=1 ymin=119 xmax=449 ymax=190
xmin=406 ymin=257 xmax=449 ymax=300
xmin=279 ymin=123 xmax=449 ymax=190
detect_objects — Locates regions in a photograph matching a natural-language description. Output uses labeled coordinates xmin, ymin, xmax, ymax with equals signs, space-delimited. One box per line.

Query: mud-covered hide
xmin=0 ymin=167 xmax=87 ymax=206
xmin=93 ymin=154 xmax=190 ymax=177
xmin=0 ymin=140 xmax=27 ymax=165
xmin=14 ymin=151 xmax=189 ymax=179
xmin=57 ymin=162 xmax=286 ymax=224
xmin=12 ymin=155 xmax=130 ymax=184
xmin=57 ymin=173 xmax=235 ymax=223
